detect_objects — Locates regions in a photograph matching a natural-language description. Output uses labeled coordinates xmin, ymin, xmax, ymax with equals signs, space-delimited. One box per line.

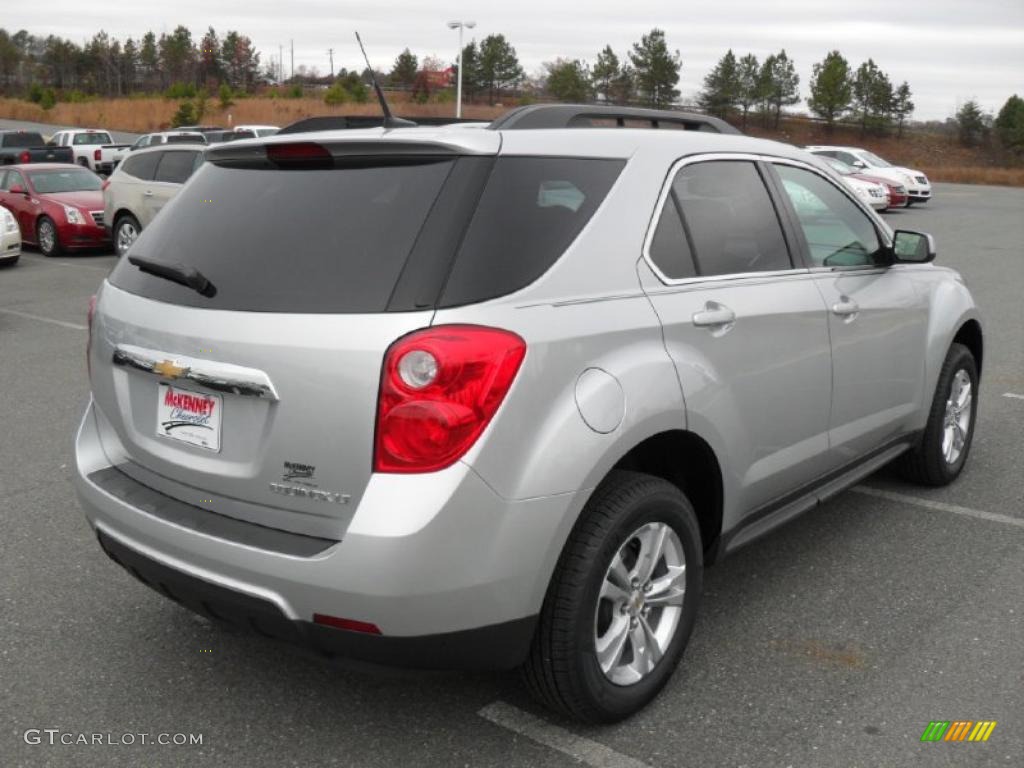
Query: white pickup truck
xmin=48 ymin=129 xmax=132 ymax=175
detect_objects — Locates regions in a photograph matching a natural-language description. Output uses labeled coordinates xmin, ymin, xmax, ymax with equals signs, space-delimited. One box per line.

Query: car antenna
xmin=354 ymin=32 xmax=417 ymax=129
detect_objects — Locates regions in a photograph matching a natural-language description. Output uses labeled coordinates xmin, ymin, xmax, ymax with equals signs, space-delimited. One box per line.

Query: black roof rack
xmin=488 ymin=104 xmax=741 ymax=134
xmin=278 ymin=115 xmax=481 ymax=135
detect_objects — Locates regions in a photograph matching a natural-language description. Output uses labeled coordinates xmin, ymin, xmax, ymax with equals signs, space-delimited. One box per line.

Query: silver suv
xmin=75 ymin=106 xmax=983 ymax=723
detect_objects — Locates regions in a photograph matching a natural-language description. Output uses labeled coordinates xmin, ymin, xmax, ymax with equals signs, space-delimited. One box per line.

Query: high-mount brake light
xmin=374 ymin=325 xmax=526 ymax=473
xmin=266 ymin=142 xmax=332 ymax=166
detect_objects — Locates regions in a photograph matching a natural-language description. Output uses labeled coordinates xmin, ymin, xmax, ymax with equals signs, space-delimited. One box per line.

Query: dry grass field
xmin=2 ymin=95 xmax=1019 ymax=185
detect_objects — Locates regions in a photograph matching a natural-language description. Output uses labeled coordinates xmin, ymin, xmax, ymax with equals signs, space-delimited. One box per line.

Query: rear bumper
xmin=96 ymin=527 xmax=537 ymax=669
xmin=74 ymin=400 xmax=576 ymax=670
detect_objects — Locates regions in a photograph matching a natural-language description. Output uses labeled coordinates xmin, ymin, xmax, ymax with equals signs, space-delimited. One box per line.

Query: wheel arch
xmin=607 ymin=429 xmax=725 ymax=562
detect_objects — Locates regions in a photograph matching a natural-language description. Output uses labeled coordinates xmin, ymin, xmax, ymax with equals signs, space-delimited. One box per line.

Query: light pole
xmin=447 ymin=20 xmax=476 ymax=119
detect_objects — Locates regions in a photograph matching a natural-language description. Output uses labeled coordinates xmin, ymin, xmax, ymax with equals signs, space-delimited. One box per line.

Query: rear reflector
xmin=313 ymin=613 xmax=382 ymax=635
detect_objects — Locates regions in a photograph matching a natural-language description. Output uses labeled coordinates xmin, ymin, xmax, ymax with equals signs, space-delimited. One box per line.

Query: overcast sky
xmin=12 ymin=0 xmax=1023 ymax=120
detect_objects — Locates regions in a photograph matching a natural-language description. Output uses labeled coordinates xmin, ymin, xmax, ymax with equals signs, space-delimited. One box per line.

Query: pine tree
xmin=545 ymin=59 xmax=592 ymax=102
xmin=994 ymin=94 xmax=1024 ymax=154
xmin=478 ymin=34 xmax=523 ymax=105
xmin=698 ymin=49 xmax=740 ymax=119
xmin=735 ymin=53 xmax=760 ymax=128
xmin=390 ymin=48 xmax=418 ymax=89
xmin=807 ymin=50 xmax=852 ymax=128
xmin=629 ymin=29 xmax=680 ymax=107
xmin=592 ymin=45 xmax=620 ymax=103
xmin=891 ymin=81 xmax=914 ymax=138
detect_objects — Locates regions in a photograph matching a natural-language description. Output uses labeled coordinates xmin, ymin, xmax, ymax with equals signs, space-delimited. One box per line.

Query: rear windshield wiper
xmin=128 ymin=255 xmax=217 ymax=298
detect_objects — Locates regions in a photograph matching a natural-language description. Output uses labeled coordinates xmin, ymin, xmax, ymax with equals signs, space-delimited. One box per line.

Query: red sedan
xmin=0 ymin=163 xmax=110 ymax=256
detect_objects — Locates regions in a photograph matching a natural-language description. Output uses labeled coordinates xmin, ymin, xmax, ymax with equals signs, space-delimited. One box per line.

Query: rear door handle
xmin=692 ymin=304 xmax=736 ymax=327
xmin=831 ymin=297 xmax=860 ymax=317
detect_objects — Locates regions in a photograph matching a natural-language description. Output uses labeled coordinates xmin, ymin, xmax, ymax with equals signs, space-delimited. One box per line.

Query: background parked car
xmin=0 ymin=130 xmax=74 ymax=165
xmin=203 ymin=129 xmax=256 ymax=144
xmin=235 ymin=124 xmax=280 ymax=138
xmin=129 ymin=132 xmax=207 ymax=151
xmin=806 ymin=145 xmax=931 ymax=204
xmin=819 ymin=157 xmax=908 ymax=209
xmin=48 ymin=129 xmax=131 ymax=174
xmin=0 ymin=205 xmax=20 ymax=266
xmin=104 ymin=145 xmax=205 ymax=256
xmin=0 ymin=163 xmax=108 ymax=256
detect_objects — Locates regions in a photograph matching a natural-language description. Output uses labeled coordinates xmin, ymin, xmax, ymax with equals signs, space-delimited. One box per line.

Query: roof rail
xmin=488 ymin=104 xmax=742 ymax=134
xmin=279 ymin=115 xmax=481 ymax=135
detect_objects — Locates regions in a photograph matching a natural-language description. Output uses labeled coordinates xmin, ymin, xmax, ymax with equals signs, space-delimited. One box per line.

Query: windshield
xmin=72 ymin=132 xmax=112 ymax=145
xmin=859 ymin=151 xmax=892 ymax=168
xmin=27 ymin=169 xmax=102 ymax=193
xmin=826 ymin=158 xmax=855 ymax=175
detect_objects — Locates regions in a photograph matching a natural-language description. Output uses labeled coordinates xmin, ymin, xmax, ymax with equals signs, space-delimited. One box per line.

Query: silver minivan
xmin=76 ymin=106 xmax=983 ymax=722
xmin=103 ymin=145 xmax=205 ymax=256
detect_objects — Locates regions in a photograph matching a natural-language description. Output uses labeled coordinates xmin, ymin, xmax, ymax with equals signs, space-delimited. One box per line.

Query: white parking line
xmin=20 ymin=254 xmax=111 ymax=272
xmin=478 ymin=701 xmax=653 ymax=768
xmin=0 ymin=306 xmax=87 ymax=330
xmin=1003 ymin=392 xmax=1024 ymax=400
xmin=852 ymin=486 xmax=1024 ymax=529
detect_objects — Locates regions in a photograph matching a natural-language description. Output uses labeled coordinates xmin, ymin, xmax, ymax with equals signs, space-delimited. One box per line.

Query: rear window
xmin=108 ymin=154 xmax=624 ymax=314
xmin=438 ymin=157 xmax=624 ymax=306
xmin=2 ymin=132 xmax=44 ymax=147
xmin=73 ymin=132 xmax=112 ymax=145
xmin=109 ymin=159 xmax=456 ymax=313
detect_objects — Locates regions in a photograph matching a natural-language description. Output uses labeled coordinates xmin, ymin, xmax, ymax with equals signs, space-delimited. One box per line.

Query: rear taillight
xmin=86 ymin=294 xmax=97 ymax=377
xmin=374 ymin=325 xmax=526 ymax=473
xmin=94 ymin=148 xmax=102 ymax=162
xmin=19 ymin=151 xmax=29 ymax=163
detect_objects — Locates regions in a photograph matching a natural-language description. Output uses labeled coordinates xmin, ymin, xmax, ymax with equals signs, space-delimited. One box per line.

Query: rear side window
xmin=120 ymin=153 xmax=160 ymax=180
xmin=154 ymin=151 xmax=200 ymax=184
xmin=673 ymin=160 xmax=791 ymax=277
xmin=648 ymin=195 xmax=697 ymax=279
xmin=439 ymin=157 xmax=624 ymax=306
xmin=109 ymin=159 xmax=456 ymax=313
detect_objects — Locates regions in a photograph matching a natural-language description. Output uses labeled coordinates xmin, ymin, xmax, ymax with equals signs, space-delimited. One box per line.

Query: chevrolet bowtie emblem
xmin=153 ymin=359 xmax=189 ymax=379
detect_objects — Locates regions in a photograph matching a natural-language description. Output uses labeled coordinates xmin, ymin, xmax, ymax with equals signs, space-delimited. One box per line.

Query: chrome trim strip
xmin=112 ymin=343 xmax=280 ymax=401
xmin=640 ymin=152 xmax=892 ymax=287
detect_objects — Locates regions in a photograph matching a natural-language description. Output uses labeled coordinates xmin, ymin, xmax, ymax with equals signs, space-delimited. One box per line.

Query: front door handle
xmin=143 ymin=190 xmax=154 ymax=197
xmin=692 ymin=304 xmax=736 ymax=328
xmin=831 ymin=297 xmax=860 ymax=317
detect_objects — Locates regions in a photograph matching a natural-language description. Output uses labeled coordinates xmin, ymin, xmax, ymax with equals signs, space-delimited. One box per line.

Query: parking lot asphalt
xmin=1 ymin=183 xmax=1021 ymax=768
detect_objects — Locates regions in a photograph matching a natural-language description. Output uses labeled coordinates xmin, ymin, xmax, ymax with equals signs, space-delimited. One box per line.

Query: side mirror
xmin=851 ymin=160 xmax=866 ymax=169
xmin=892 ymin=229 xmax=936 ymax=263
xmin=9 ymin=184 xmax=26 ymax=195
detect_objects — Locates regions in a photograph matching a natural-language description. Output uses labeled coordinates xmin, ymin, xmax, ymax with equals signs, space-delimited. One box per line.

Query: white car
xmin=806 ymin=145 xmax=931 ymax=205
xmin=234 ymin=124 xmax=280 ymax=138
xmin=48 ymin=129 xmax=131 ymax=174
xmin=129 ymin=132 xmax=207 ymax=151
xmin=0 ymin=205 xmax=21 ymax=266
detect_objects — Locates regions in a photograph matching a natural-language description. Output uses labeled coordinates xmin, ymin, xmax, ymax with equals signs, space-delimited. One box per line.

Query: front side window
xmin=775 ymin=164 xmax=883 ymax=268
xmin=3 ymin=171 xmax=26 ymax=191
xmin=671 ymin=160 xmax=792 ymax=277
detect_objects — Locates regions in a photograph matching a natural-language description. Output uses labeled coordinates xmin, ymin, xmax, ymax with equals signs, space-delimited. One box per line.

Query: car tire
xmin=76 ymin=157 xmax=89 ymax=168
xmin=113 ymin=214 xmax=141 ymax=257
xmin=898 ymin=343 xmax=978 ymax=486
xmin=522 ymin=470 xmax=703 ymax=723
xmin=37 ymin=217 xmax=62 ymax=257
